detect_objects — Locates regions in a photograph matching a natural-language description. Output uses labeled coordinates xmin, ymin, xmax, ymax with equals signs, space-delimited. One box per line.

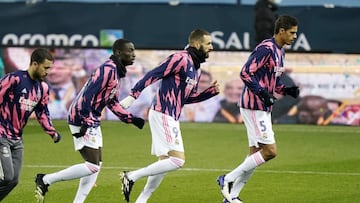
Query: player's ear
xmin=31 ymin=61 xmax=39 ymax=67
xmin=279 ymin=28 xmax=285 ymax=34
xmin=114 ymin=49 xmax=121 ymax=56
xmin=193 ymin=41 xmax=200 ymax=49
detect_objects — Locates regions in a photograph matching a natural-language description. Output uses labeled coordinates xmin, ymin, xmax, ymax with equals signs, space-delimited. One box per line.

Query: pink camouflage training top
xmin=0 ymin=71 xmax=56 ymax=140
xmin=68 ymin=59 xmax=134 ymax=127
xmin=130 ymin=49 xmax=218 ymax=121
xmin=68 ymin=60 xmax=133 ymax=127
xmin=240 ymin=38 xmax=286 ymax=112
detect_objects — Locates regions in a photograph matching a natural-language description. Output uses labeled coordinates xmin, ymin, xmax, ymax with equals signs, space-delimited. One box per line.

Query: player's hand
xmin=72 ymin=124 xmax=87 ymax=138
xmin=120 ymin=96 xmax=135 ymax=109
xmin=132 ymin=117 xmax=145 ymax=129
xmin=258 ymin=89 xmax=277 ymax=107
xmin=284 ymin=86 xmax=300 ymax=98
xmin=53 ymin=132 xmax=61 ymax=143
xmin=211 ymin=80 xmax=220 ymax=93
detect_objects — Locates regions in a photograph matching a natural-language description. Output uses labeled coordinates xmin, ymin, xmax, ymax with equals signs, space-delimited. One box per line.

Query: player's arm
xmin=79 ymin=66 xmax=111 ymax=126
xmin=34 ymin=82 xmax=61 ymax=143
xmin=185 ymin=80 xmax=220 ymax=104
xmin=280 ymin=83 xmax=300 ymax=98
xmin=107 ymin=97 xmax=145 ymax=129
xmin=241 ymin=47 xmax=277 ymax=106
xmin=275 ymin=74 xmax=299 ymax=98
xmin=121 ymin=54 xmax=183 ymax=108
xmin=240 ymin=47 xmax=271 ymax=94
xmin=131 ymin=54 xmax=182 ymax=98
xmin=0 ymin=73 xmax=18 ymax=104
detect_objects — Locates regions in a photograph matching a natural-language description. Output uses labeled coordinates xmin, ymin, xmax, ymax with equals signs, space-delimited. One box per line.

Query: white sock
xmin=230 ymin=168 xmax=256 ymax=198
xmin=73 ymin=162 xmax=102 ymax=203
xmin=128 ymin=157 xmax=184 ymax=182
xmin=43 ymin=162 xmax=100 ymax=185
xmin=135 ymin=173 xmax=165 ymax=203
xmin=225 ymin=151 xmax=265 ymax=182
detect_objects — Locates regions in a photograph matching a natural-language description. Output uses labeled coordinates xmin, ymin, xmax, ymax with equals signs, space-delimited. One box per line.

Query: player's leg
xmin=39 ymin=147 xmax=101 ymax=186
xmin=229 ymin=168 xmax=255 ymax=200
xmin=218 ymin=109 xmax=274 ymax=202
xmin=226 ymin=109 xmax=275 ymax=181
xmin=127 ymin=153 xmax=184 ymax=182
xmin=217 ymin=151 xmax=264 ymax=203
xmin=121 ymin=154 xmax=184 ymax=202
xmin=73 ymin=147 xmax=102 ymax=203
xmin=72 ymin=125 xmax=103 ymax=203
xmin=134 ymin=173 xmax=165 ymax=203
xmin=0 ymin=139 xmax=23 ymax=201
xmin=126 ymin=110 xmax=185 ymax=181
xmin=121 ymin=110 xmax=185 ymax=202
xmin=41 ymin=125 xmax=102 ymax=185
xmin=36 ymin=126 xmax=102 ymax=202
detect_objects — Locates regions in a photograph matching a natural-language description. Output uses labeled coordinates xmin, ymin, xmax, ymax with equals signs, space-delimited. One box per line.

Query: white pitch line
xmin=23 ymin=164 xmax=360 ymax=176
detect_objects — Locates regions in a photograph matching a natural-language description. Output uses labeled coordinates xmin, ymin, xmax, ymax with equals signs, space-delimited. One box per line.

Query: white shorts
xmin=69 ymin=125 xmax=103 ymax=151
xmin=240 ymin=108 xmax=275 ymax=148
xmin=148 ymin=109 xmax=184 ymax=156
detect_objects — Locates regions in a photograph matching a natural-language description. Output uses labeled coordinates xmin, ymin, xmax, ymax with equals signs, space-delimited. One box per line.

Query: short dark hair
xmin=112 ymin=38 xmax=132 ymax=53
xmin=274 ymin=15 xmax=298 ymax=34
xmin=30 ymin=48 xmax=53 ymax=65
xmin=188 ymin=29 xmax=210 ymax=44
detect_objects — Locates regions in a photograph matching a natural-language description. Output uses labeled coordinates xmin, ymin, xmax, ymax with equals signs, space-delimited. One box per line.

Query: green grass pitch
xmin=2 ymin=120 xmax=360 ymax=203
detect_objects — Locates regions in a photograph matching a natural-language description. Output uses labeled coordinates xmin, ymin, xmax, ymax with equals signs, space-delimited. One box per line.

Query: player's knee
xmin=170 ymin=157 xmax=185 ymax=168
xmin=2 ymin=172 xmax=15 ymax=183
xmin=85 ymin=161 xmax=100 ymax=174
xmin=265 ymin=150 xmax=277 ymax=160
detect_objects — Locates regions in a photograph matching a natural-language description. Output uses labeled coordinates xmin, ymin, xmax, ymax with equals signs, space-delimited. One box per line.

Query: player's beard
xmin=34 ymin=70 xmax=45 ymax=81
xmin=199 ymin=45 xmax=209 ymax=59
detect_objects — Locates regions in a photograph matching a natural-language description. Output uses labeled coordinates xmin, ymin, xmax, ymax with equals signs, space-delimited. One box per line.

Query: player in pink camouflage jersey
xmin=119 ymin=29 xmax=220 ymax=203
xmin=0 ymin=48 xmax=61 ymax=201
xmin=34 ymin=39 xmax=145 ymax=203
xmin=217 ymin=15 xmax=300 ymax=203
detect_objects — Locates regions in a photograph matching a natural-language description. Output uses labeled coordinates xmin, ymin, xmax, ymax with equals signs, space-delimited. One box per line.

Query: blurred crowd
xmin=1 ymin=47 xmax=358 ymax=126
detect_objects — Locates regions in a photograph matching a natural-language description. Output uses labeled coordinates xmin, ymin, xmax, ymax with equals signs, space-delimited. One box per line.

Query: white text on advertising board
xmin=1 ymin=33 xmax=99 ymax=47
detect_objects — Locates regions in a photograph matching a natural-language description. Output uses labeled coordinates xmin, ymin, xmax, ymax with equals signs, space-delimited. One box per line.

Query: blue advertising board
xmin=0 ymin=3 xmax=359 ymax=53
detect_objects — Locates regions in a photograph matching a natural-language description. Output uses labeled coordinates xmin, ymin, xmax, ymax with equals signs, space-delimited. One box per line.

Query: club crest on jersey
xmin=274 ymin=66 xmax=285 ymax=77
xmin=262 ymin=132 xmax=268 ymax=139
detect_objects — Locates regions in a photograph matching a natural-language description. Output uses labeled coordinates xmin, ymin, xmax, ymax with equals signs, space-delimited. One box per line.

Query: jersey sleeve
xmin=82 ymin=65 xmax=116 ymax=126
xmin=130 ymin=54 xmax=183 ymax=98
xmin=275 ymin=77 xmax=285 ymax=94
xmin=0 ymin=74 xmax=16 ymax=104
xmin=185 ymin=86 xmax=219 ymax=104
xmin=240 ymin=46 xmax=271 ymax=95
xmin=34 ymin=82 xmax=57 ymax=137
xmin=107 ymin=93 xmax=133 ymax=123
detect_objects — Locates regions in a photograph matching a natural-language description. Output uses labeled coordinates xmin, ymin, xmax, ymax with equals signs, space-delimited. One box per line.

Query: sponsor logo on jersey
xmin=185 ymin=77 xmax=196 ymax=86
xmin=19 ymin=96 xmax=37 ymax=111
xmin=185 ymin=76 xmax=197 ymax=90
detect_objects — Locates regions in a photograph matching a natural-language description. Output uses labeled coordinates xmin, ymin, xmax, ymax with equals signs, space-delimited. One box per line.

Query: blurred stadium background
xmin=0 ymin=0 xmax=359 ymax=126
xmin=0 ymin=1 xmax=359 ymax=202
